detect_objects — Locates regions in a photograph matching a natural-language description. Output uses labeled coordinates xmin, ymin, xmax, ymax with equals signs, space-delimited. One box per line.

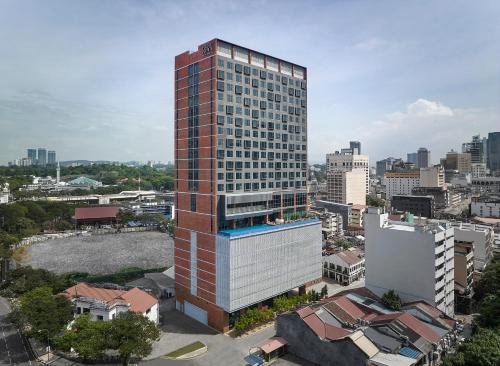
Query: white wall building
xmin=384 ymin=171 xmax=420 ymax=200
xmin=364 ymin=208 xmax=455 ymax=317
xmin=322 ymin=250 xmax=365 ymax=285
xmin=326 ymin=151 xmax=370 ymax=194
xmin=64 ymin=283 xmax=159 ymax=324
xmin=450 ymin=222 xmax=494 ymax=271
xmin=0 ymin=183 xmax=9 ymax=204
xmin=471 ymin=198 xmax=500 ymax=218
xmin=327 ymin=169 xmax=367 ymax=206
xmin=215 ymin=219 xmax=322 ymax=313
xmin=471 ymin=163 xmax=487 ymax=178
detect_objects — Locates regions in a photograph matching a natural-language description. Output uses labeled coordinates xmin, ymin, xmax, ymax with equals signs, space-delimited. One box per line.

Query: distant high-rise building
xmin=174 ymin=39 xmax=321 ymax=331
xmin=326 ymin=149 xmax=369 ymax=194
xmin=462 ymin=134 xmax=487 ymax=164
xmin=487 ymin=132 xmax=500 ymax=173
xmin=349 ymin=140 xmax=361 ymax=154
xmin=416 ymin=147 xmax=430 ymax=168
xmin=48 ymin=150 xmax=56 ymax=165
xmin=27 ymin=148 xmax=37 ymax=164
xmin=376 ymin=157 xmax=402 ymax=178
xmin=326 ymin=169 xmax=366 ymax=206
xmin=407 ymin=152 xmax=417 ymax=164
xmin=37 ymin=148 xmax=47 ymax=166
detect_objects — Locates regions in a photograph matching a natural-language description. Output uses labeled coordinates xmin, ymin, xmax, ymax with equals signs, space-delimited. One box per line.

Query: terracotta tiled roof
xmin=74 ymin=206 xmax=119 ymax=220
xmin=303 ymin=313 xmax=326 ymax=339
xmin=325 ymin=324 xmax=351 ymax=340
xmin=336 ymin=250 xmax=363 ymax=266
xmin=323 ymin=295 xmax=367 ymax=324
xmin=121 ymin=287 xmax=158 ymax=313
xmin=64 ymin=282 xmax=157 ymax=314
xmin=296 ymin=306 xmax=315 ymax=318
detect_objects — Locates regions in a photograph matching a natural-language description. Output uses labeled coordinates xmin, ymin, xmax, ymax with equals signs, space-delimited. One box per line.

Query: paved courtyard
xmin=24 ymin=231 xmax=173 ymax=274
xmin=142 ymin=309 xmax=314 ymax=366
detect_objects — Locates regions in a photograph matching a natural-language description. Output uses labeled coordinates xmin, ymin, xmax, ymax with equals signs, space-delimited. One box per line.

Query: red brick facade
xmin=174 ymin=39 xmax=226 ymax=331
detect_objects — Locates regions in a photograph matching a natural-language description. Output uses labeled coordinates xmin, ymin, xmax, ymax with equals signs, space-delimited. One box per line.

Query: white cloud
xmin=405 ymin=98 xmax=454 ymax=117
xmin=352 ymin=37 xmax=389 ymax=51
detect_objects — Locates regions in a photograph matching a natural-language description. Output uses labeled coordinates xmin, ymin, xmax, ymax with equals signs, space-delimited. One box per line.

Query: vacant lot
xmin=24 ymin=231 xmax=173 ymax=275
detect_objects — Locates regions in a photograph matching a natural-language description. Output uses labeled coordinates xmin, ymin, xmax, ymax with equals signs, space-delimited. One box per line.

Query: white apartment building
xmin=419 ymin=166 xmax=444 ymax=187
xmin=450 ymin=222 xmax=494 ymax=271
xmin=322 ymin=250 xmax=365 ymax=285
xmin=471 ymin=198 xmax=500 ymax=218
xmin=471 ymin=163 xmax=487 ymax=178
xmin=384 ymin=171 xmax=420 ymax=200
xmin=0 ymin=183 xmax=9 ymax=204
xmin=327 ymin=170 xmax=366 ymax=206
xmin=64 ymin=283 xmax=159 ymax=324
xmin=326 ymin=151 xmax=369 ymax=194
xmin=365 ymin=208 xmax=455 ymax=317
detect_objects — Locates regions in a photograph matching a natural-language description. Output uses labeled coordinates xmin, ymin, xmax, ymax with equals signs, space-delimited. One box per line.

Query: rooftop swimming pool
xmin=218 ymin=218 xmax=320 ymax=238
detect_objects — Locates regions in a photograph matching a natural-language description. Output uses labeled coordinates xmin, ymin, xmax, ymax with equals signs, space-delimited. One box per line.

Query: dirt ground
xmin=23 ymin=231 xmax=173 ymax=274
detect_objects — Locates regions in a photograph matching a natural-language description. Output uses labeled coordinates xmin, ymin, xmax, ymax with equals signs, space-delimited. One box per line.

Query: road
xmin=0 ymin=296 xmax=34 ymax=365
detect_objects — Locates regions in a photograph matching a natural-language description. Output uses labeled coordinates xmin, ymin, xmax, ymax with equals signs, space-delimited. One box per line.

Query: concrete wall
xmin=276 ymin=313 xmax=369 ymax=366
xmin=215 ymin=221 xmax=322 ymax=312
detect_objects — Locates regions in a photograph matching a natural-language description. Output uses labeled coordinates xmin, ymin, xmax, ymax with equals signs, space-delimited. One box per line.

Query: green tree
xmin=0 ymin=230 xmax=19 ymax=281
xmin=381 ymin=290 xmax=402 ymax=310
xmin=336 ymin=239 xmax=352 ymax=250
xmin=6 ymin=266 xmax=73 ymax=296
xmin=108 ymin=311 xmax=161 ymax=366
xmin=477 ymin=294 xmax=500 ymax=329
xmin=366 ymin=195 xmax=385 ymax=208
xmin=320 ymin=284 xmax=328 ymax=298
xmin=442 ymin=328 xmax=500 ymax=366
xmin=474 ymin=256 xmax=500 ymax=302
xmin=9 ymin=286 xmax=74 ymax=340
xmin=54 ymin=314 xmax=109 ymax=360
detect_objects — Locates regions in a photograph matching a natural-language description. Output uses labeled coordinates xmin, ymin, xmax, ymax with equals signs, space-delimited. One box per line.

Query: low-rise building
xmin=74 ymin=206 xmax=119 ymax=227
xmin=310 ymin=208 xmax=344 ymax=238
xmin=351 ymin=204 xmax=367 ymax=227
xmin=63 ymin=282 xmax=159 ymax=324
xmin=472 ymin=177 xmax=500 ymax=194
xmin=276 ymin=288 xmax=456 ymax=366
xmin=450 ymin=222 xmax=494 ymax=271
xmin=314 ymin=200 xmax=352 ymax=230
xmin=471 ymin=196 xmax=500 ymax=218
xmin=391 ymin=195 xmax=435 ymax=218
xmin=412 ymin=186 xmax=449 ymax=209
xmin=322 ymin=250 xmax=365 ymax=285
xmin=0 ymin=183 xmax=9 ymax=204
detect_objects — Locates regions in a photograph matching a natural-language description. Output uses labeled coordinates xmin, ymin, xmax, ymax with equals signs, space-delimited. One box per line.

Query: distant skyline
xmin=1 ymin=0 xmax=499 ymax=165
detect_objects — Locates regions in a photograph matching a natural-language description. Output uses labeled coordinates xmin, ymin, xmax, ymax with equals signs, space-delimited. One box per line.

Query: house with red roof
xmin=323 ymin=249 xmax=365 ymax=285
xmin=73 ymin=206 xmax=119 ymax=226
xmin=63 ymin=282 xmax=159 ymax=324
xmin=276 ymin=287 xmax=456 ymax=366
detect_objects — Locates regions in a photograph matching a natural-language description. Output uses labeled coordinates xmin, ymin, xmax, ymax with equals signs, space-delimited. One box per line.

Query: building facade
xmin=365 ymin=208 xmax=455 ymax=316
xmin=451 ymin=222 xmax=494 ymax=271
xmin=327 ymin=169 xmax=366 ymax=206
xmin=174 ymin=39 xmax=321 ymax=331
xmin=416 ymin=148 xmax=431 ymax=168
xmin=48 ymin=150 xmax=56 ymax=165
xmin=322 ymin=250 xmax=365 ymax=285
xmin=462 ymin=134 xmax=487 ymax=164
xmin=27 ymin=148 xmax=37 ymax=164
xmin=326 ymin=150 xmax=369 ymax=194
xmin=391 ymin=195 xmax=435 ymax=218
xmin=384 ymin=170 xmax=420 ymax=200
xmin=471 ymin=197 xmax=500 ymax=218
xmin=37 ymin=148 xmax=47 ymax=166
xmin=487 ymin=132 xmax=500 ymax=173
xmin=419 ymin=166 xmax=444 ymax=188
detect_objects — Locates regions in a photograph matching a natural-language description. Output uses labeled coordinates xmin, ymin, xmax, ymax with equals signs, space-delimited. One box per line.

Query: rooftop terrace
xmin=218 ymin=219 xmax=320 ymax=238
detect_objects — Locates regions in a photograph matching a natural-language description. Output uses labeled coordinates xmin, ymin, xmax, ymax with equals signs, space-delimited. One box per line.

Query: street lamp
xmin=38 ymin=329 xmax=50 ymax=361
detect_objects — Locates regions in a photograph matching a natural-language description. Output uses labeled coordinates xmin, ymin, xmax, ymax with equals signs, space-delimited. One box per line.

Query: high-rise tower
xmin=174 ymin=39 xmax=321 ymax=331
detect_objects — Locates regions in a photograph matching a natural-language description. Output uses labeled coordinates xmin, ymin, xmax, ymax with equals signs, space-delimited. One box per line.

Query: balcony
xmin=435 ymin=255 xmax=445 ymax=267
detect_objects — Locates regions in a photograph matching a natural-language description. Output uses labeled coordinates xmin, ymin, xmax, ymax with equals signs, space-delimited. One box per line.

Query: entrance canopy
xmin=257 ymin=337 xmax=288 ymax=354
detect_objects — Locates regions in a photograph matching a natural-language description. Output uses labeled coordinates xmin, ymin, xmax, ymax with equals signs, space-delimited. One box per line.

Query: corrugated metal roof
xmin=399 ymin=346 xmax=421 ymax=359
xmin=370 ymin=352 xmax=417 ymax=366
xmin=74 ymin=206 xmax=119 ymax=220
xmin=348 ymin=330 xmax=379 ymax=358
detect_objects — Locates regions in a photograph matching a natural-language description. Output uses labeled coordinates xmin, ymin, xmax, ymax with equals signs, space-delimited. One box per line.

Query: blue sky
xmin=0 ymin=0 xmax=499 ymax=165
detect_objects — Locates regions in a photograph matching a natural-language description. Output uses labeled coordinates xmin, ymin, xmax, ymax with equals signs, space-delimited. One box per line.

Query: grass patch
xmin=164 ymin=341 xmax=205 ymax=358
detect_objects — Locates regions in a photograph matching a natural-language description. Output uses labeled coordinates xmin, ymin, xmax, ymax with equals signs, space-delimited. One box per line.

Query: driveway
xmin=142 ymin=310 xmax=313 ymax=366
xmin=0 ymin=296 xmax=35 ymax=366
